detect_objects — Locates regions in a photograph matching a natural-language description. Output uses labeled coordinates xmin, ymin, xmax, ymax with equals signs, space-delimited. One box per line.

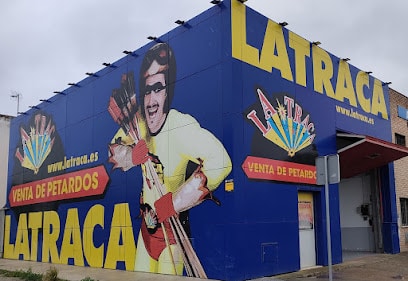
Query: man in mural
xmin=108 ymin=43 xmax=232 ymax=276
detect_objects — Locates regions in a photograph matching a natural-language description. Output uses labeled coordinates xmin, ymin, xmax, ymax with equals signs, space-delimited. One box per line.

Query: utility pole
xmin=10 ymin=91 xmax=21 ymax=116
xmin=316 ymin=154 xmax=340 ymax=281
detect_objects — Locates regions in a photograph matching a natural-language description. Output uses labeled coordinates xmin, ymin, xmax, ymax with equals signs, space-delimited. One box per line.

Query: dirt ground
xmin=273 ymin=252 xmax=408 ymax=281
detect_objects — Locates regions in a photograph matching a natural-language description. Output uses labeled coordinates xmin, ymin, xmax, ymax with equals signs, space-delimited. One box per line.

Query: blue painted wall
xmin=5 ymin=1 xmax=396 ymax=280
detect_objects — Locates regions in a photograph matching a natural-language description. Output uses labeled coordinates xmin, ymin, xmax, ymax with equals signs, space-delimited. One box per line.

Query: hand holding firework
xmin=154 ymin=160 xmax=220 ymax=223
xmin=108 ymin=72 xmax=138 ymax=139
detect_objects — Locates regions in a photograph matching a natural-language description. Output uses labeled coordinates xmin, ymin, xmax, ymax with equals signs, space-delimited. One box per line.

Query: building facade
xmin=4 ymin=1 xmax=408 ymax=280
xmin=390 ymin=89 xmax=408 ymax=252
xmin=0 ymin=114 xmax=12 ymax=258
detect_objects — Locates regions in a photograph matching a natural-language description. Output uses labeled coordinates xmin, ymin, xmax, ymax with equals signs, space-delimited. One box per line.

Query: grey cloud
xmin=1 ymin=0 xmax=408 ymax=116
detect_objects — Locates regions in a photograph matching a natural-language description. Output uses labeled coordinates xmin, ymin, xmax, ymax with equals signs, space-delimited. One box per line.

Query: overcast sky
xmin=1 ymin=1 xmax=407 ymax=117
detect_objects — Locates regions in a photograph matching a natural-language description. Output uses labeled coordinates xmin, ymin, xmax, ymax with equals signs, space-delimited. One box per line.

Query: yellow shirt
xmin=112 ymin=109 xmax=232 ymax=208
xmin=142 ymin=109 xmax=231 ymax=206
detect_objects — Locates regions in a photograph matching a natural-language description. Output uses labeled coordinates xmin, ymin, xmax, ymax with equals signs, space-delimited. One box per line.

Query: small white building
xmin=0 ymin=114 xmax=12 ymax=208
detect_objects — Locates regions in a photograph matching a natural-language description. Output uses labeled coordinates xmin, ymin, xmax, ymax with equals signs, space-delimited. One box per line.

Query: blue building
xmin=5 ymin=1 xmax=408 ymax=280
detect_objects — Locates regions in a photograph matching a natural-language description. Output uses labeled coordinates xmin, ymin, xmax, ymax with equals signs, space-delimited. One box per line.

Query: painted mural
xmin=242 ymin=89 xmax=318 ymax=184
xmin=107 ymin=43 xmax=231 ymax=276
xmin=5 ymin=42 xmax=231 ymax=278
xmin=4 ymin=1 xmax=393 ymax=280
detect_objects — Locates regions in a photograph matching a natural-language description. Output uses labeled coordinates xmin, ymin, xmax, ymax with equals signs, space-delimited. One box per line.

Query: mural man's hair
xmin=139 ymin=43 xmax=176 ymax=116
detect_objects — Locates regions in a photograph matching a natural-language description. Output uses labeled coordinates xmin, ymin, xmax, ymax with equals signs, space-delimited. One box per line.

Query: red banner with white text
xmin=9 ymin=165 xmax=109 ymax=207
xmin=242 ymin=156 xmax=317 ymax=184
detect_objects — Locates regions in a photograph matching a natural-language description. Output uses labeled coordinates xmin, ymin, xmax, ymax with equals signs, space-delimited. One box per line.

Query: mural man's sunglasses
xmin=143 ymin=82 xmax=166 ymax=96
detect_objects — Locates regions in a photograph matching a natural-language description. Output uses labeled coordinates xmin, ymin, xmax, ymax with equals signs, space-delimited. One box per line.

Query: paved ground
xmin=0 ymin=252 xmax=408 ymax=281
xmin=268 ymin=252 xmax=408 ymax=281
xmin=0 ymin=259 xmax=215 ymax=281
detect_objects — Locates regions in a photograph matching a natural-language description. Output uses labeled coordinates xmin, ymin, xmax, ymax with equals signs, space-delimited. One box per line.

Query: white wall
xmin=339 ymin=174 xmax=374 ymax=251
xmin=339 ymin=176 xmax=371 ymax=228
xmin=0 ymin=115 xmax=12 ymax=208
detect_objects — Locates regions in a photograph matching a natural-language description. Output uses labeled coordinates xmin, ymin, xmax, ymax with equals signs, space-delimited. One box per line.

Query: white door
xmin=298 ymin=192 xmax=316 ymax=268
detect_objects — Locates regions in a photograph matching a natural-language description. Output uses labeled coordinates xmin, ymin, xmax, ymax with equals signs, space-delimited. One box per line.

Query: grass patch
xmin=0 ymin=267 xmax=68 ymax=281
xmin=0 ymin=266 xmax=97 ymax=281
xmin=0 ymin=267 xmax=42 ymax=281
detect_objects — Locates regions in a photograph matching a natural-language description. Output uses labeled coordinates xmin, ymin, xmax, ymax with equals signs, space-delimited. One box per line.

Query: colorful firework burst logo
xmin=247 ymin=88 xmax=316 ymax=157
xmin=15 ymin=114 xmax=55 ymax=174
